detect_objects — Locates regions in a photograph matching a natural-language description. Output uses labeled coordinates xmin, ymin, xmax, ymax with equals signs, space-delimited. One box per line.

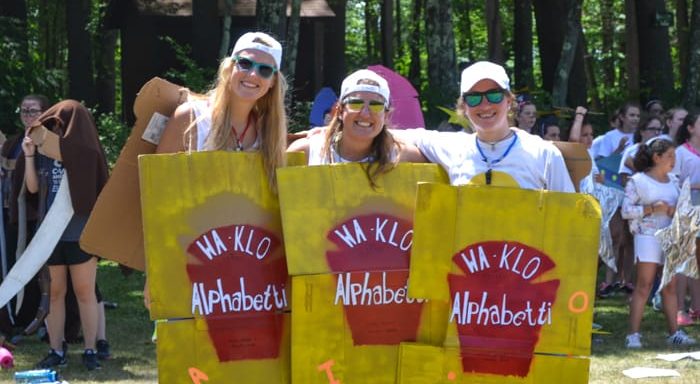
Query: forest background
xmin=2 ymin=0 xmax=700 ymax=158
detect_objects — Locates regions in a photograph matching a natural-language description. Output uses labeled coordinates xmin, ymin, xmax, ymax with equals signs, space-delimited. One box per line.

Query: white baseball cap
xmin=460 ymin=61 xmax=510 ymax=94
xmin=231 ymin=32 xmax=283 ymax=70
xmin=339 ymin=69 xmax=391 ymax=107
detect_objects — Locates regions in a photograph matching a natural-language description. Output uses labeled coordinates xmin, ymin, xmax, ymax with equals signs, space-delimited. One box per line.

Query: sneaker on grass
xmin=82 ymin=349 xmax=101 ymax=371
xmin=667 ymin=329 xmax=696 ymax=346
xmin=35 ymin=349 xmax=67 ymax=369
xmin=96 ymin=339 xmax=111 ymax=360
xmin=625 ymin=332 xmax=642 ymax=349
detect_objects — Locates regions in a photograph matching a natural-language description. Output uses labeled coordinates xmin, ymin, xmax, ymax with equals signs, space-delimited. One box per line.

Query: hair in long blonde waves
xmin=202 ymin=51 xmax=288 ymax=191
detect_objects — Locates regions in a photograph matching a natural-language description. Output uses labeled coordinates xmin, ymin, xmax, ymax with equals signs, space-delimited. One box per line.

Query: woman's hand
xmin=21 ymin=136 xmax=36 ymax=157
xmin=651 ymin=201 xmax=674 ymax=217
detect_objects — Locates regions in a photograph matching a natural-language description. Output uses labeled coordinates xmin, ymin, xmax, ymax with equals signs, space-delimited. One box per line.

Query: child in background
xmin=622 ymin=138 xmax=695 ymax=348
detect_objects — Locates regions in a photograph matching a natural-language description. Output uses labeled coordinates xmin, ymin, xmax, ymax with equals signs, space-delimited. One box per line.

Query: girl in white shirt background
xmin=622 ymin=138 xmax=695 ymax=348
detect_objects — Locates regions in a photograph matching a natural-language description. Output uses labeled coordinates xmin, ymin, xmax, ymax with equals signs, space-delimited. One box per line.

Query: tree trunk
xmin=65 ymin=0 xmax=95 ymax=106
xmin=582 ymin=33 xmax=601 ymax=110
xmin=256 ymin=0 xmax=287 ymax=40
xmin=683 ymin=0 xmax=700 ymax=107
xmin=624 ymin=0 xmax=640 ymax=98
xmin=219 ymin=0 xmax=234 ymax=58
xmin=395 ymin=0 xmax=402 ymax=57
xmin=514 ymin=0 xmax=534 ymax=91
xmin=192 ymin=0 xmax=221 ymax=69
xmin=486 ymin=0 xmax=503 ymax=63
xmin=286 ymin=0 xmax=302 ymax=79
xmin=601 ymin=0 xmax=615 ymax=105
xmin=365 ymin=1 xmax=374 ymax=61
xmin=533 ymin=0 xmax=586 ymax=106
xmin=95 ymin=21 xmax=117 ymax=115
xmin=323 ymin=0 xmax=347 ymax=92
xmin=381 ymin=0 xmax=394 ymax=67
xmin=636 ymin=0 xmax=674 ymax=102
xmin=408 ymin=0 xmax=423 ymax=87
xmin=424 ymin=0 xmax=457 ymax=114
xmin=677 ymin=0 xmax=690 ymax=85
xmin=552 ymin=0 xmax=583 ymax=108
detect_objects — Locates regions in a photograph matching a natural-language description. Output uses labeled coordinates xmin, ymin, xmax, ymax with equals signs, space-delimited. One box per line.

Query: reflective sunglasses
xmin=233 ymin=56 xmax=277 ymax=79
xmin=20 ymin=108 xmax=42 ymax=117
xmin=343 ymin=98 xmax=386 ymax=113
xmin=462 ymin=88 xmax=505 ymax=107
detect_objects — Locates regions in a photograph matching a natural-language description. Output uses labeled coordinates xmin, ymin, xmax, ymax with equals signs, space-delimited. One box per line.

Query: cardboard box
xmin=80 ymin=78 xmax=189 ymax=270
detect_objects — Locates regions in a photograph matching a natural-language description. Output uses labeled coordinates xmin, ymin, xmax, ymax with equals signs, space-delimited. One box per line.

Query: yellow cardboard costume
xmin=403 ymin=180 xmax=600 ymax=383
xmin=277 ymin=163 xmax=449 ymax=383
xmin=141 ymin=152 xmax=295 ymax=383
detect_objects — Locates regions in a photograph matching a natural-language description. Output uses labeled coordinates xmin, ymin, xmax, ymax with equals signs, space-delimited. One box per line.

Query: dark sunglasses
xmin=233 ymin=56 xmax=277 ymax=79
xmin=462 ymin=88 xmax=505 ymax=107
xmin=343 ymin=98 xmax=386 ymax=113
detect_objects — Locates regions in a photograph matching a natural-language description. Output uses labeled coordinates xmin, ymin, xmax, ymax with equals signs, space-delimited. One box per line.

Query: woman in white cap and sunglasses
xmin=145 ymin=32 xmax=288 ymax=309
xmin=157 ymin=31 xmax=287 ymax=188
xmin=409 ymin=61 xmax=574 ymax=192
xmin=288 ymin=69 xmax=425 ymax=186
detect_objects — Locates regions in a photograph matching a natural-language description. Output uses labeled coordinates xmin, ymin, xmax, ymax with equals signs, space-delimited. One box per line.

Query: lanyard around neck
xmin=475 ymin=133 xmax=518 ymax=185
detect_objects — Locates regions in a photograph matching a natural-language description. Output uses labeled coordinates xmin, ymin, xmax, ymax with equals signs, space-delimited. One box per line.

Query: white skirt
xmin=634 ymin=234 xmax=663 ymax=264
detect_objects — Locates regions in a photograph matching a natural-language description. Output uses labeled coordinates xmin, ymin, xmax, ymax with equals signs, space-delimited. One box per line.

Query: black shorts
xmin=46 ymin=241 xmax=94 ymax=266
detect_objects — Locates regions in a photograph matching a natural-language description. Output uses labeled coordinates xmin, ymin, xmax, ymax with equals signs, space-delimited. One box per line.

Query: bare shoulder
xmin=286 ymin=136 xmax=311 ymax=155
xmin=156 ymin=102 xmax=196 ymax=154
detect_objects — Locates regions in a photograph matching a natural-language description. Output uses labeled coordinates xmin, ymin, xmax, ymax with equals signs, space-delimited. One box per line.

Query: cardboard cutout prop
xmin=277 ymin=163 xmax=450 ymax=383
xmin=141 ymin=151 xmax=304 ymax=383
xmin=81 ymin=78 xmax=188 ymax=271
xmin=404 ymin=181 xmax=600 ymax=383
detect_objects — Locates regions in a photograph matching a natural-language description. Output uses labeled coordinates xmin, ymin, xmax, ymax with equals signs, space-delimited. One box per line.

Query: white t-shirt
xmin=622 ymin=172 xmax=678 ymax=235
xmin=596 ymin=129 xmax=634 ymax=158
xmin=415 ymin=129 xmax=575 ymax=192
xmin=673 ymin=144 xmax=700 ymax=185
xmin=590 ymin=135 xmax=604 ymax=159
xmin=618 ymin=143 xmax=640 ymax=175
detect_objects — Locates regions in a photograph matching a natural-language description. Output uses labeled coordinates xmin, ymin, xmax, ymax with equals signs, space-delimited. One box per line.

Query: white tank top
xmin=190 ymin=99 xmax=261 ymax=152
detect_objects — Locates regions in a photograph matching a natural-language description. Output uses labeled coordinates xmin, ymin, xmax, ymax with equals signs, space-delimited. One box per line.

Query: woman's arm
xmin=398 ymin=142 xmax=427 ymax=163
xmin=21 ymin=136 xmax=38 ymax=193
xmin=567 ymin=106 xmax=587 ymax=143
xmin=156 ymin=103 xmax=195 ymax=154
xmin=286 ymin=136 xmax=311 ymax=159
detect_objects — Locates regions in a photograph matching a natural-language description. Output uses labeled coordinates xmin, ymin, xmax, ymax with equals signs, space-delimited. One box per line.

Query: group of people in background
xmin=4 ymin=30 xmax=700 ymax=373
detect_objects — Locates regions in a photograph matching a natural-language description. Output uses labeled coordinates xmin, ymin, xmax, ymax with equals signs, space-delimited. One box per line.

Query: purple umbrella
xmin=367 ymin=64 xmax=425 ymax=129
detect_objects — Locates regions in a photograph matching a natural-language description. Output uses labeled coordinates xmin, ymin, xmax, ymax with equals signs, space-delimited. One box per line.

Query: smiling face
xmin=620 ymin=106 xmax=640 ymax=132
xmin=20 ymin=98 xmax=43 ymax=129
xmin=517 ymin=104 xmax=537 ymax=132
xmin=463 ymin=79 xmax=512 ymax=140
xmin=230 ymin=49 xmax=276 ymax=103
xmin=340 ymin=91 xmax=387 ymax=143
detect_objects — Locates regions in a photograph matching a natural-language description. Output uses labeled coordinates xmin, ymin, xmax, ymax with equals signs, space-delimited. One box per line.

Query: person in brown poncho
xmin=17 ymin=100 xmax=108 ymax=370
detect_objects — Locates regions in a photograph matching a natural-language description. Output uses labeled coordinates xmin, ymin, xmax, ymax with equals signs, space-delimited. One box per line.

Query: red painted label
xmin=186 ymin=224 xmax=288 ymax=362
xmin=327 ymin=214 xmax=423 ymax=345
xmin=447 ymin=241 xmax=560 ymax=377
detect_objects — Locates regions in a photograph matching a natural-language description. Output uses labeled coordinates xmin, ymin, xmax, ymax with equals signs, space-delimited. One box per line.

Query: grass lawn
xmin=2 ymin=262 xmax=700 ymax=383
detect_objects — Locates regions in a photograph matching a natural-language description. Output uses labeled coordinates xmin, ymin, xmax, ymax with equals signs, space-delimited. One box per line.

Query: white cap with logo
xmin=460 ymin=61 xmax=510 ymax=95
xmin=231 ymin=32 xmax=283 ymax=70
xmin=340 ymin=69 xmax=391 ymax=107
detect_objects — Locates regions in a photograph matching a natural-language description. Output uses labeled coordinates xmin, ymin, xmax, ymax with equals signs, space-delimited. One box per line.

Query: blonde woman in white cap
xmin=409 ymin=61 xmax=574 ymax=192
xmin=157 ymin=31 xmax=287 ymax=188
xmin=145 ymin=32 xmax=287 ymax=310
xmin=288 ymin=69 xmax=425 ymax=187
